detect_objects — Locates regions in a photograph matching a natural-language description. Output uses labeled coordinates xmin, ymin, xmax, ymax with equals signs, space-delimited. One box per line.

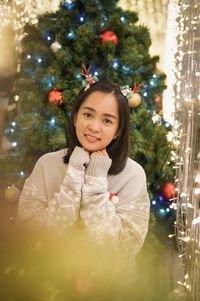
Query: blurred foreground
xmin=0 ymin=180 xmax=185 ymax=301
xmin=0 ymin=224 xmax=139 ymax=301
xmin=0 ymin=217 xmax=186 ymax=301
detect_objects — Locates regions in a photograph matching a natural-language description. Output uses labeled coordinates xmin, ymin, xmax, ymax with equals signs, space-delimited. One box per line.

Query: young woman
xmin=18 ymin=80 xmax=150 ymax=255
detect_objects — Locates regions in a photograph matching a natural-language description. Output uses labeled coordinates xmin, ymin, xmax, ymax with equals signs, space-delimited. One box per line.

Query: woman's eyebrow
xmin=103 ymin=113 xmax=117 ymax=119
xmin=81 ymin=106 xmax=117 ymax=119
xmin=81 ymin=106 xmax=95 ymax=112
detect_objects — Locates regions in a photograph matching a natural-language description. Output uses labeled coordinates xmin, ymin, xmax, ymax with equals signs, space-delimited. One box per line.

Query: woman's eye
xmin=83 ymin=112 xmax=92 ymax=118
xmin=104 ymin=119 xmax=112 ymax=125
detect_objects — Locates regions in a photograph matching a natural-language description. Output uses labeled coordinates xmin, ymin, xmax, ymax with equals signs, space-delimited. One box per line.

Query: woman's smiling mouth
xmin=85 ymin=134 xmax=100 ymax=142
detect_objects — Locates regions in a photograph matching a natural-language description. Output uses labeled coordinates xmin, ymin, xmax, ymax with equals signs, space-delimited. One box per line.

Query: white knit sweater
xmin=18 ymin=147 xmax=150 ymax=254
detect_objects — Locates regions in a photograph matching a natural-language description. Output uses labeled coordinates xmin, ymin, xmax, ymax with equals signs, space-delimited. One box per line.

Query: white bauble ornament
xmin=50 ymin=41 xmax=62 ymax=53
xmin=4 ymin=184 xmax=21 ymax=202
xmin=152 ymin=113 xmax=162 ymax=125
xmin=128 ymin=93 xmax=141 ymax=108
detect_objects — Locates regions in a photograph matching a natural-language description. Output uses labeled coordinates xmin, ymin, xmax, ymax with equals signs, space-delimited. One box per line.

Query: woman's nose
xmin=88 ymin=120 xmax=101 ymax=132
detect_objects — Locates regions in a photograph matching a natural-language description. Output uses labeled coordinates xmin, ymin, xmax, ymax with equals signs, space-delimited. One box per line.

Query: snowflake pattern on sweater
xmin=18 ymin=147 xmax=150 ymax=254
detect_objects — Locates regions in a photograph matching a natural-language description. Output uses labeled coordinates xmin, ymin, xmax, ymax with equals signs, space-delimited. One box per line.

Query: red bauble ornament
xmin=100 ymin=31 xmax=118 ymax=45
xmin=160 ymin=182 xmax=176 ymax=200
xmin=154 ymin=95 xmax=162 ymax=103
xmin=48 ymin=87 xmax=63 ymax=104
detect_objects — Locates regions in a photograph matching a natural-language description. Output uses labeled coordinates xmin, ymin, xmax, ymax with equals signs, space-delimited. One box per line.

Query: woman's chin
xmin=82 ymin=144 xmax=103 ymax=153
xmin=84 ymin=147 xmax=99 ymax=152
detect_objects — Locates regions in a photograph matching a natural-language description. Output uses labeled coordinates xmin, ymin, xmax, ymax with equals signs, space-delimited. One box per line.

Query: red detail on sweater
xmin=109 ymin=192 xmax=117 ymax=201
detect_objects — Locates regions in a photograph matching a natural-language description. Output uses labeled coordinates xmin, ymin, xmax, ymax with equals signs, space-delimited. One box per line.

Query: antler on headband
xmin=80 ymin=64 xmax=99 ymax=90
xmin=120 ymin=83 xmax=141 ymax=99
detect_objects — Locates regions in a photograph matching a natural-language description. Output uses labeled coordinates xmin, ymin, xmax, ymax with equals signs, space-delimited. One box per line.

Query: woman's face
xmin=74 ymin=91 xmax=119 ymax=152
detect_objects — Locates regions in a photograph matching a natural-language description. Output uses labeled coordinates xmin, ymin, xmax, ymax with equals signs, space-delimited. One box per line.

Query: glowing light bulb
xmin=12 ymin=141 xmax=17 ymax=147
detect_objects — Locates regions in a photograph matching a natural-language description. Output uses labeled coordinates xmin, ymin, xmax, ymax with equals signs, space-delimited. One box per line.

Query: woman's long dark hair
xmin=63 ymin=80 xmax=130 ymax=175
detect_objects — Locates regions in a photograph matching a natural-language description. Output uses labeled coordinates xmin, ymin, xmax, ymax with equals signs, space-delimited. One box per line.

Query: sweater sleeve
xmin=80 ymin=155 xmax=150 ymax=254
xmin=17 ymin=147 xmax=90 ymax=231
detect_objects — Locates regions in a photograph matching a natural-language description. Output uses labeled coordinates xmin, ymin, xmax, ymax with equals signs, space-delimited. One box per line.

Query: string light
xmin=36 ymin=57 xmax=42 ymax=63
xmin=173 ymin=1 xmax=200 ymax=300
xmin=49 ymin=117 xmax=56 ymax=127
xmin=113 ymin=58 xmax=119 ymax=69
xmin=0 ymin=1 xmax=61 ymax=56
xmin=12 ymin=141 xmax=17 ymax=147
xmin=0 ymin=1 xmax=39 ymax=55
xmin=120 ymin=16 xmax=126 ymax=23
xmin=67 ymin=31 xmax=75 ymax=40
xmin=14 ymin=95 xmax=19 ymax=102
xmin=79 ymin=15 xmax=85 ymax=23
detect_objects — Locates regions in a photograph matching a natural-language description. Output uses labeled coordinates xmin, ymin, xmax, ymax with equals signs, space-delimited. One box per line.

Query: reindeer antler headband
xmin=80 ymin=64 xmax=99 ymax=90
xmin=80 ymin=64 xmax=141 ymax=103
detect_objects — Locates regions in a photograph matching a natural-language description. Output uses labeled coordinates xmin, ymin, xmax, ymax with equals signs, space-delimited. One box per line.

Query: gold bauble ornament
xmin=4 ymin=184 xmax=21 ymax=202
xmin=128 ymin=93 xmax=141 ymax=108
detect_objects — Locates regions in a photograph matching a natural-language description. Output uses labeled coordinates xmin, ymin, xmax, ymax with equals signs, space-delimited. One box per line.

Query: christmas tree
xmin=1 ymin=0 xmax=176 ymax=240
